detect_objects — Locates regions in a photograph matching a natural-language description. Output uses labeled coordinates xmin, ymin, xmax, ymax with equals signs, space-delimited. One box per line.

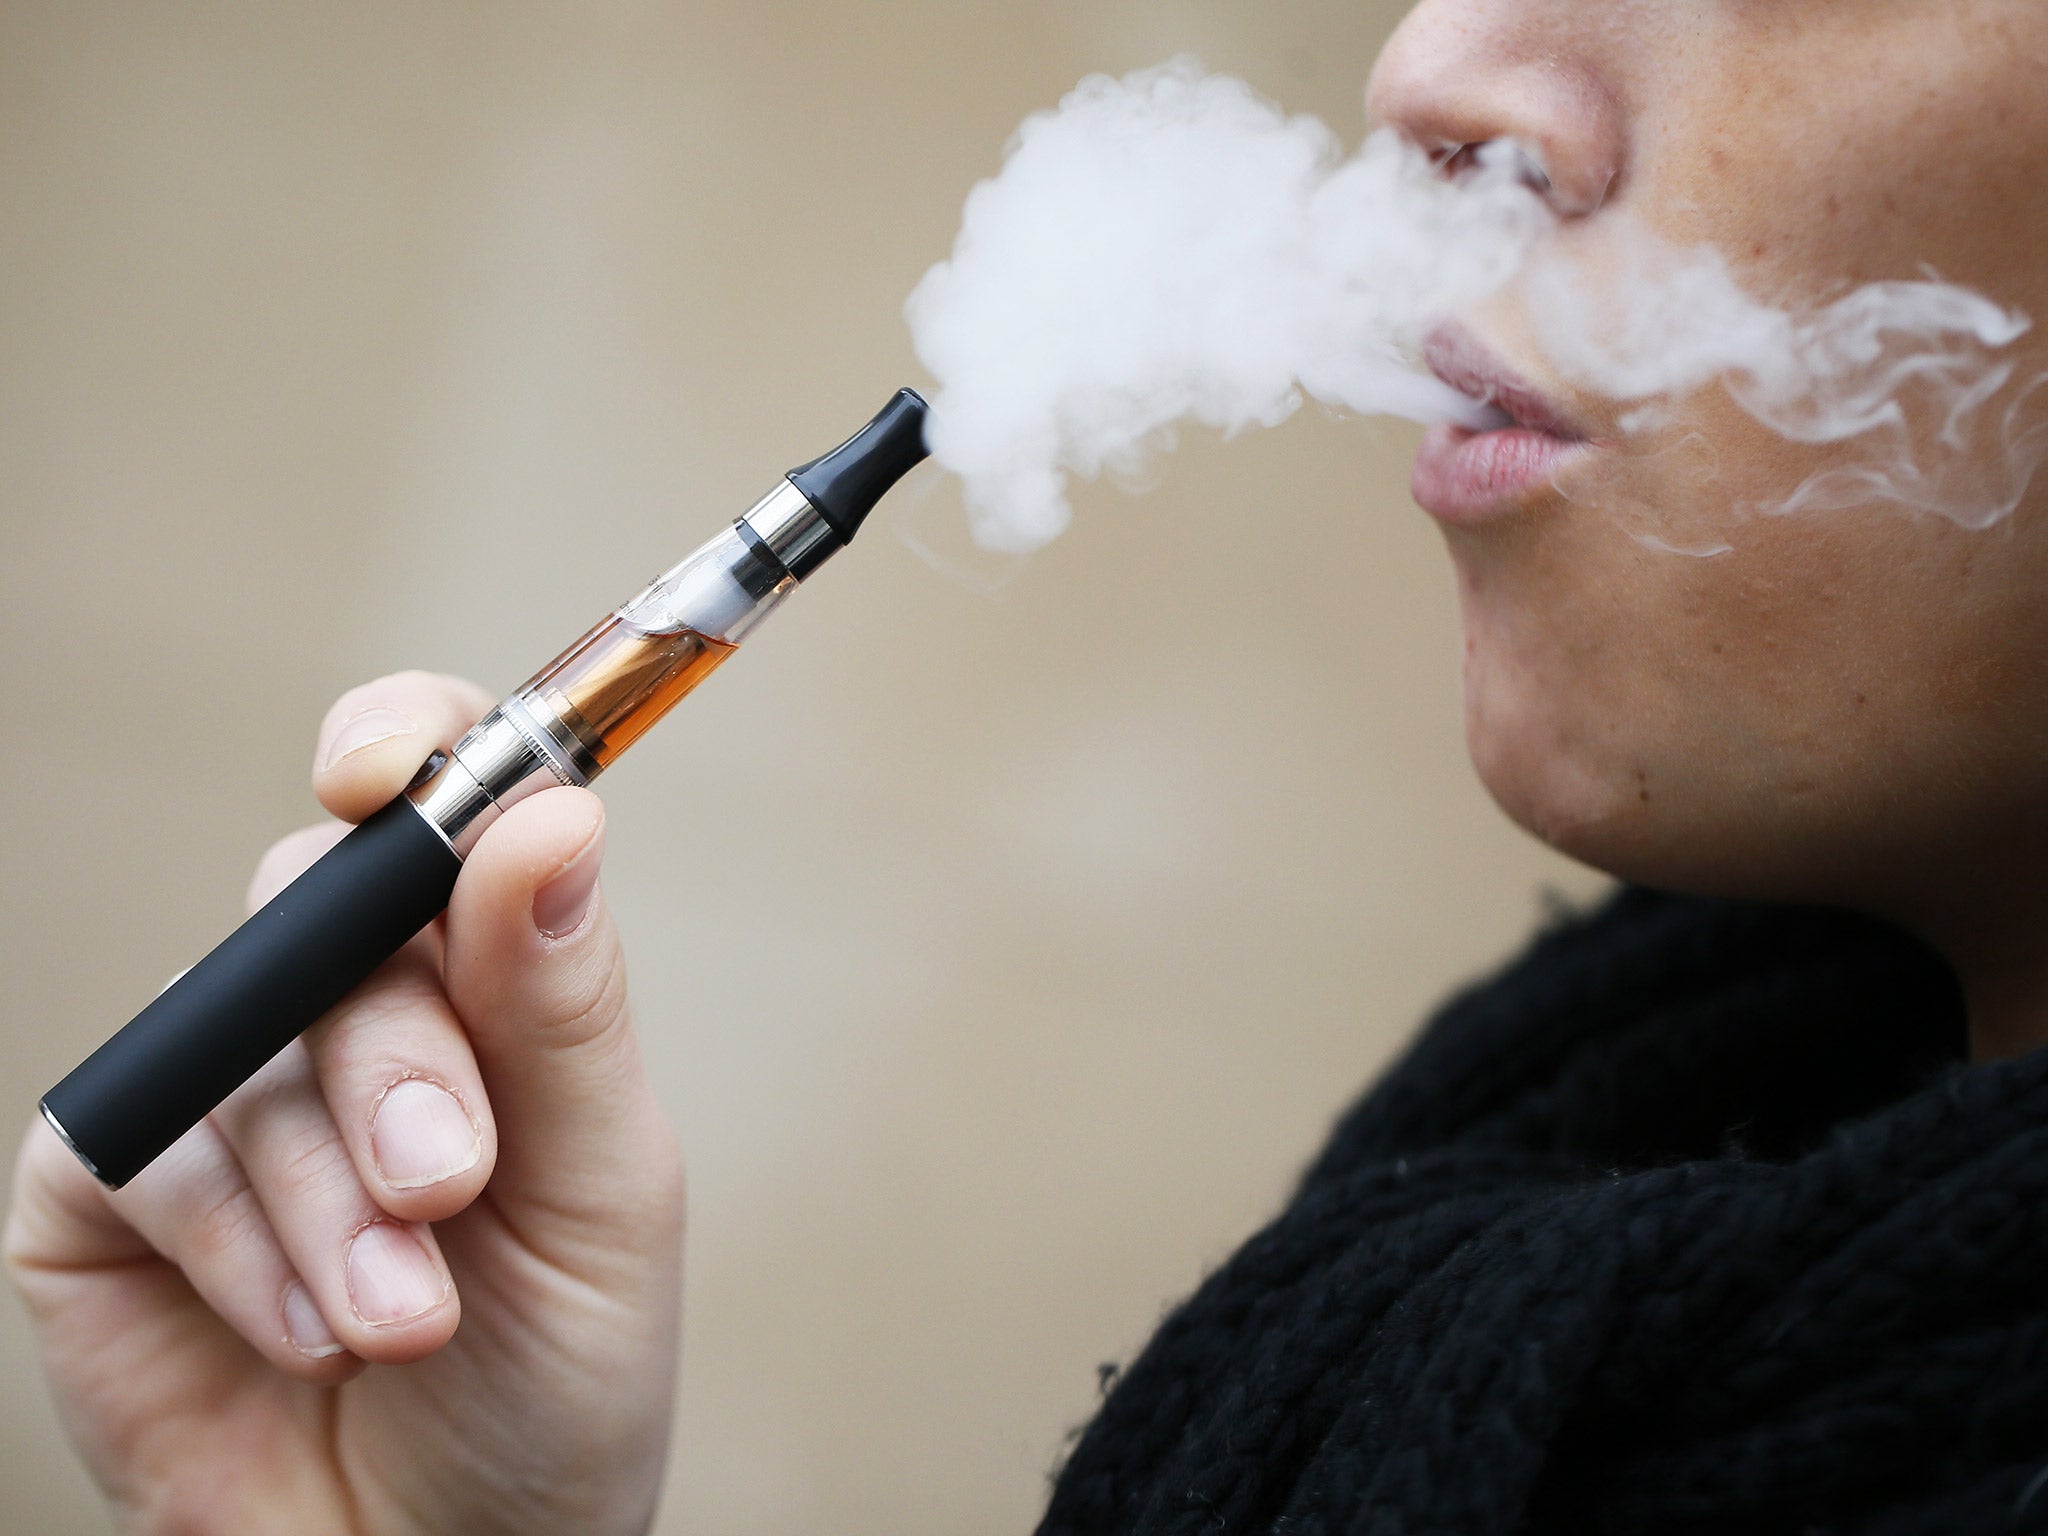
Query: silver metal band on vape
xmin=406 ymin=694 xmax=597 ymax=858
xmin=738 ymin=476 xmax=836 ymax=579
xmin=404 ymin=475 xmax=830 ymax=861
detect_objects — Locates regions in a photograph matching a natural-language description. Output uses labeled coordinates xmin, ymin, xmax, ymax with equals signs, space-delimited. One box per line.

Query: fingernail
xmin=533 ymin=835 xmax=603 ymax=939
xmin=283 ymin=1279 xmax=345 ymax=1358
xmin=370 ymin=1078 xmax=482 ymax=1190
xmin=345 ymin=1221 xmax=450 ymax=1326
xmin=323 ymin=707 xmax=415 ymax=770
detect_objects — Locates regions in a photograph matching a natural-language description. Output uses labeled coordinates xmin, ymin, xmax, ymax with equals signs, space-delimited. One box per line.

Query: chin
xmin=1465 ymin=674 xmax=1641 ymax=870
xmin=1444 ymin=518 xmax=1829 ymax=905
xmin=1457 ymin=628 xmax=1812 ymax=904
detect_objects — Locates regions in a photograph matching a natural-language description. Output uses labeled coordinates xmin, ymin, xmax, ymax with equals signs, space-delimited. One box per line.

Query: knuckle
xmin=265 ymin=1121 xmax=353 ymax=1206
xmin=312 ymin=991 xmax=459 ymax=1093
xmin=181 ymin=1175 xmax=270 ymax=1269
xmin=544 ymin=945 xmax=632 ymax=1053
xmin=212 ymin=1080 xmax=356 ymax=1211
xmin=328 ymin=977 xmax=443 ymax=1043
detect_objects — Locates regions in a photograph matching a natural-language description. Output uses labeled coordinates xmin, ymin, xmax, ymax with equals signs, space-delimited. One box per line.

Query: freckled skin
xmin=1368 ymin=1 xmax=2048 ymax=1056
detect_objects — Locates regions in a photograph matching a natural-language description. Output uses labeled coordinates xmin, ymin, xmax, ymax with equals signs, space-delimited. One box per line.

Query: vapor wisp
xmin=1521 ymin=229 xmax=2043 ymax=532
xmin=906 ymin=59 xmax=2044 ymax=554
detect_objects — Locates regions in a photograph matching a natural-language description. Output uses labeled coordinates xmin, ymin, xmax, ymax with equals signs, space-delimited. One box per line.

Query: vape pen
xmin=42 ymin=388 xmax=930 ymax=1189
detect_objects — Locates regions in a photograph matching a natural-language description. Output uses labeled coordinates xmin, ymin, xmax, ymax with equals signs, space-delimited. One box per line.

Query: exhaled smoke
xmin=905 ymin=59 xmax=1550 ymax=552
xmin=907 ymin=59 xmax=2043 ymax=553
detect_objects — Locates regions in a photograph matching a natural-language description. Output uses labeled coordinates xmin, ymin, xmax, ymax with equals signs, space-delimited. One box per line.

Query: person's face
xmin=1368 ymin=0 xmax=2048 ymax=949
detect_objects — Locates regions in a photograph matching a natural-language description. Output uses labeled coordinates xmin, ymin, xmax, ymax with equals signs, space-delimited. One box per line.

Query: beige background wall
xmin=0 ymin=4 xmax=1604 ymax=1531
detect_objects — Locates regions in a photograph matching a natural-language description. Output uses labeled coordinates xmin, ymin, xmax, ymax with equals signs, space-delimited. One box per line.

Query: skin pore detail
xmin=1368 ymin=0 xmax=2048 ymax=1059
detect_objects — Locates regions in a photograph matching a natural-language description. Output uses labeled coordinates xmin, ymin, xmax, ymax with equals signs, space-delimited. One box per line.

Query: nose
xmin=1366 ymin=0 xmax=1625 ymax=219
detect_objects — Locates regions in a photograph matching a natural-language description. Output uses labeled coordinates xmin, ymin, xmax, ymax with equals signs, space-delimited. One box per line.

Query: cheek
xmin=1645 ymin=5 xmax=2048 ymax=317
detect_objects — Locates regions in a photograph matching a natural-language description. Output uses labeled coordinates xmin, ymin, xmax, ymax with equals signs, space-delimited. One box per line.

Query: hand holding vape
xmin=42 ymin=389 xmax=929 ymax=1189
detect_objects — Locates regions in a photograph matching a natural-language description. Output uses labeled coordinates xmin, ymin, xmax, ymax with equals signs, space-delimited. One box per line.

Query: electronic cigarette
xmin=41 ymin=388 xmax=930 ymax=1189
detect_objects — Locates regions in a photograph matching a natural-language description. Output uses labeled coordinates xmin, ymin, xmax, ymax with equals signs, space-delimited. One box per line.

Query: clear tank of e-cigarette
xmin=521 ymin=521 xmax=797 ymax=770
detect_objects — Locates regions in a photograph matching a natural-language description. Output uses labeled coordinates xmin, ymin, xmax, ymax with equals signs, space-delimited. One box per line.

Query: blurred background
xmin=0 ymin=3 xmax=1604 ymax=1530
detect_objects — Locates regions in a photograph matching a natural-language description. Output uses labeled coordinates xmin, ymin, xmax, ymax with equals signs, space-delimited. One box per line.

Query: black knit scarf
xmin=1040 ymin=888 xmax=2048 ymax=1534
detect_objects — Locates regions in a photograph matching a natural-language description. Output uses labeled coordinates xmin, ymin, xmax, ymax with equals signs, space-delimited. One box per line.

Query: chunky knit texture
xmin=1039 ymin=888 xmax=2048 ymax=1534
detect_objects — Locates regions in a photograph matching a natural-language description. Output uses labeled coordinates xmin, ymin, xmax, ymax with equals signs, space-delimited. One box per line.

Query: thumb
xmin=441 ymin=787 xmax=680 ymax=1255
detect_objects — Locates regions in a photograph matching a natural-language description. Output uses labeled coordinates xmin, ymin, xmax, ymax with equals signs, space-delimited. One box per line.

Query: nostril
xmin=1432 ymin=141 xmax=1481 ymax=176
xmin=1501 ymin=143 xmax=1555 ymax=197
xmin=1435 ymin=136 xmax=1610 ymax=219
xmin=1434 ymin=138 xmax=1558 ymax=199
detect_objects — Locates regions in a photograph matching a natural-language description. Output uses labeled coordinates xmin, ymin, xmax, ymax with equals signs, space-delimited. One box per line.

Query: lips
xmin=1410 ymin=326 xmax=1599 ymax=525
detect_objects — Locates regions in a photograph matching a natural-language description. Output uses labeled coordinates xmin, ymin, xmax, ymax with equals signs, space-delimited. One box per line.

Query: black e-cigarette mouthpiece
xmin=782 ymin=387 xmax=929 ymax=575
xmin=41 ymin=387 xmax=930 ymax=1189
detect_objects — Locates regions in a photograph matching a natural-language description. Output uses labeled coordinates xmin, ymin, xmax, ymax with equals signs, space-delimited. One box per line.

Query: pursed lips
xmin=1409 ymin=325 xmax=1601 ymax=524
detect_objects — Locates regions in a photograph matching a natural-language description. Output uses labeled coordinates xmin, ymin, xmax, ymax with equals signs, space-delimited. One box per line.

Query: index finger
xmin=311 ymin=670 xmax=497 ymax=824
